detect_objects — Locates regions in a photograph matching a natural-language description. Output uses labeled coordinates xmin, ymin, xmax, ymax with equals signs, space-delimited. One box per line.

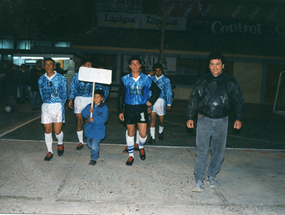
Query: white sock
xmin=159 ymin=126 xmax=164 ymax=134
xmin=77 ymin=130 xmax=84 ymax=144
xmin=55 ymin=131 xmax=64 ymax=145
xmin=126 ymin=135 xmax=134 ymax=157
xmin=136 ymin=130 xmax=139 ymax=144
xmin=150 ymin=127 xmax=155 ymax=139
xmin=45 ymin=133 xmax=53 ymax=153
xmin=139 ymin=135 xmax=147 ymax=149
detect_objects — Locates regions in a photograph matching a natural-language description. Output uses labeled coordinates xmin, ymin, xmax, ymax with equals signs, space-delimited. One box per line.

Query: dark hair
xmin=44 ymin=58 xmax=55 ymax=65
xmin=152 ymin=62 xmax=163 ymax=71
xmin=95 ymin=61 xmax=105 ymax=69
xmin=128 ymin=55 xmax=142 ymax=65
xmin=207 ymin=53 xmax=226 ymax=66
xmin=94 ymin=89 xmax=104 ymax=98
xmin=36 ymin=59 xmax=42 ymax=64
xmin=82 ymin=59 xmax=92 ymax=66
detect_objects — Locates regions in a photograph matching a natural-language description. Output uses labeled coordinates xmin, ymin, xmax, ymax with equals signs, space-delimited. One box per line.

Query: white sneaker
xmin=207 ymin=176 xmax=218 ymax=188
xmin=192 ymin=180 xmax=204 ymax=192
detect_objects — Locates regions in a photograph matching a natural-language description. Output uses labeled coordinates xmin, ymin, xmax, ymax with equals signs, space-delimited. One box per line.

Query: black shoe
xmin=126 ymin=156 xmax=134 ymax=166
xmin=57 ymin=144 xmax=64 ymax=156
xmin=134 ymin=143 xmax=139 ymax=151
xmin=89 ymin=160 xmax=97 ymax=165
xmin=44 ymin=152 xmax=53 ymax=161
xmin=159 ymin=132 xmax=164 ymax=140
xmin=123 ymin=146 xmax=128 ymax=154
xmin=139 ymin=148 xmax=146 ymax=160
xmin=147 ymin=137 xmax=156 ymax=145
xmin=76 ymin=143 xmax=84 ymax=150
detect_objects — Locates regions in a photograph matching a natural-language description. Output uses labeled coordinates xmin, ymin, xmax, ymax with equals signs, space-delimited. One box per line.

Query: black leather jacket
xmin=186 ymin=72 xmax=244 ymax=121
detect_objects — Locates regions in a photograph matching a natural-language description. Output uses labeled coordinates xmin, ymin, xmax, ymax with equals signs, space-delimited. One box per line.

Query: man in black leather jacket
xmin=186 ymin=53 xmax=244 ymax=192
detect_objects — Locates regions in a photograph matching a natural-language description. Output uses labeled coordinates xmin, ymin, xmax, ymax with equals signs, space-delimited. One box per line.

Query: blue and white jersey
xmin=151 ymin=74 xmax=173 ymax=106
xmin=121 ymin=72 xmax=153 ymax=105
xmin=69 ymin=73 xmax=93 ymax=99
xmin=38 ymin=71 xmax=68 ymax=121
xmin=69 ymin=73 xmax=110 ymax=102
xmin=95 ymin=83 xmax=110 ymax=102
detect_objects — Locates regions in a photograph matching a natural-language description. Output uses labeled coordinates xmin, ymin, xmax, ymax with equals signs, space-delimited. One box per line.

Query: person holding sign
xmin=38 ymin=58 xmax=67 ymax=161
xmin=118 ymin=56 xmax=161 ymax=166
xmin=81 ymin=89 xmax=108 ymax=166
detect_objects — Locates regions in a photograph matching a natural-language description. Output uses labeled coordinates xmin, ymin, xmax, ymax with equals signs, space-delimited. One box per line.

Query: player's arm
xmin=165 ymin=78 xmax=173 ymax=110
xmin=68 ymin=75 xmax=78 ymax=108
xmin=147 ymin=81 xmax=161 ymax=106
xmin=118 ymin=81 xmax=126 ymax=121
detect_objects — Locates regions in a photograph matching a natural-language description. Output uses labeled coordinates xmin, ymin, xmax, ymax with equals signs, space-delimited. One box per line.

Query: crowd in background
xmin=0 ymin=60 xmax=66 ymax=112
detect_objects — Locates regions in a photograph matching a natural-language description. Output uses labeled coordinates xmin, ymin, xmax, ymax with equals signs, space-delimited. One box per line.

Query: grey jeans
xmin=194 ymin=114 xmax=228 ymax=181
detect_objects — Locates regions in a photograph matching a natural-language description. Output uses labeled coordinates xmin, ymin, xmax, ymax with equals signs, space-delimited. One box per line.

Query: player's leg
xmin=54 ymin=122 xmax=64 ymax=156
xmin=123 ymin=128 xmax=139 ymax=153
xmin=43 ymin=123 xmax=54 ymax=161
xmin=74 ymin=96 xmax=90 ymax=150
xmin=75 ymin=113 xmax=84 ymax=150
xmin=148 ymin=111 xmax=157 ymax=144
xmin=41 ymin=103 xmax=54 ymax=161
xmin=137 ymin=122 xmax=147 ymax=160
xmin=158 ymin=115 xmax=165 ymax=140
xmin=126 ymin=124 xmax=135 ymax=165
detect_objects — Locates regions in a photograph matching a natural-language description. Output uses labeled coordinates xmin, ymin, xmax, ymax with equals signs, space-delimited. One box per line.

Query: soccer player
xmin=147 ymin=63 xmax=173 ymax=144
xmin=118 ymin=56 xmax=161 ymax=166
xmin=38 ymin=58 xmax=68 ymax=161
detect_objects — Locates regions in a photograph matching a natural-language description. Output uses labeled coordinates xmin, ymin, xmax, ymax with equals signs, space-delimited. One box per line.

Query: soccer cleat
xmin=134 ymin=143 xmax=139 ymax=151
xmin=126 ymin=156 xmax=134 ymax=166
xmin=89 ymin=160 xmax=97 ymax=165
xmin=158 ymin=132 xmax=164 ymax=140
xmin=123 ymin=146 xmax=128 ymax=154
xmin=139 ymin=148 xmax=146 ymax=160
xmin=44 ymin=152 xmax=53 ymax=161
xmin=147 ymin=137 xmax=156 ymax=145
xmin=123 ymin=144 xmax=139 ymax=153
xmin=76 ymin=143 xmax=84 ymax=150
xmin=57 ymin=144 xmax=64 ymax=156
xmin=192 ymin=180 xmax=204 ymax=192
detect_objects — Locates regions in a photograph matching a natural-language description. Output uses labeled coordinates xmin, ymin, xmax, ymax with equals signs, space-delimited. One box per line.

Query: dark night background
xmin=1 ymin=0 xmax=284 ymax=57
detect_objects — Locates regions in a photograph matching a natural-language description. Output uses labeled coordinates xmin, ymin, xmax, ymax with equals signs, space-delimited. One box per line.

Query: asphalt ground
xmin=0 ymin=98 xmax=285 ymax=214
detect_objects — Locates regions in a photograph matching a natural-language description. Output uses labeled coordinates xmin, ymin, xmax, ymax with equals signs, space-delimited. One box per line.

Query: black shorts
xmin=124 ymin=104 xmax=148 ymax=125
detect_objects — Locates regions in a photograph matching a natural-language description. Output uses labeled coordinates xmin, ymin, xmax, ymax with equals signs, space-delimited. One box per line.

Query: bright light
xmin=21 ymin=56 xmax=44 ymax=59
xmin=51 ymin=57 xmax=70 ymax=60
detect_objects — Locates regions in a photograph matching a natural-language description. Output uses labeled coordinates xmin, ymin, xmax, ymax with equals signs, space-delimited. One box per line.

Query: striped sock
xmin=126 ymin=135 xmax=134 ymax=157
xmin=139 ymin=135 xmax=147 ymax=149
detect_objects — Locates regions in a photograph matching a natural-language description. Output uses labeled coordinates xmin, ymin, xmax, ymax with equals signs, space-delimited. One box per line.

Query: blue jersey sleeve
xmin=69 ymin=73 xmax=79 ymax=100
xmin=164 ymin=77 xmax=173 ymax=106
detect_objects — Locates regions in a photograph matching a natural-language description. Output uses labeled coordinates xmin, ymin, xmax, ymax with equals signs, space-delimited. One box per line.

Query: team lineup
xmin=39 ymin=53 xmax=244 ymax=192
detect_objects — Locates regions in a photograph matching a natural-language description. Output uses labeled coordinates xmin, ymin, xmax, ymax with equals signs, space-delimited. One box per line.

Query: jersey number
xmin=140 ymin=112 xmax=145 ymax=121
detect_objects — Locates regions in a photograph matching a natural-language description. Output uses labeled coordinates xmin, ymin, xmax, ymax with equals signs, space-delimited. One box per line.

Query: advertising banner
xmin=123 ymin=55 xmax=176 ymax=75
xmin=97 ymin=12 xmax=187 ymax=31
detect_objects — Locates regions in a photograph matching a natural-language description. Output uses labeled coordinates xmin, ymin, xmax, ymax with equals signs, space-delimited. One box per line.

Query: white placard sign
xmin=78 ymin=67 xmax=112 ymax=85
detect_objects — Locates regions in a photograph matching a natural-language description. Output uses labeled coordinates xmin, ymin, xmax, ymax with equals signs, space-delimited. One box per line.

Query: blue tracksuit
xmin=81 ymin=102 xmax=108 ymax=161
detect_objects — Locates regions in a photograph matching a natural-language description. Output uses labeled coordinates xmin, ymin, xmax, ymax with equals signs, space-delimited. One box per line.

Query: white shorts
xmin=152 ymin=98 xmax=165 ymax=116
xmin=41 ymin=103 xmax=63 ymax=124
xmin=74 ymin=96 xmax=92 ymax=114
